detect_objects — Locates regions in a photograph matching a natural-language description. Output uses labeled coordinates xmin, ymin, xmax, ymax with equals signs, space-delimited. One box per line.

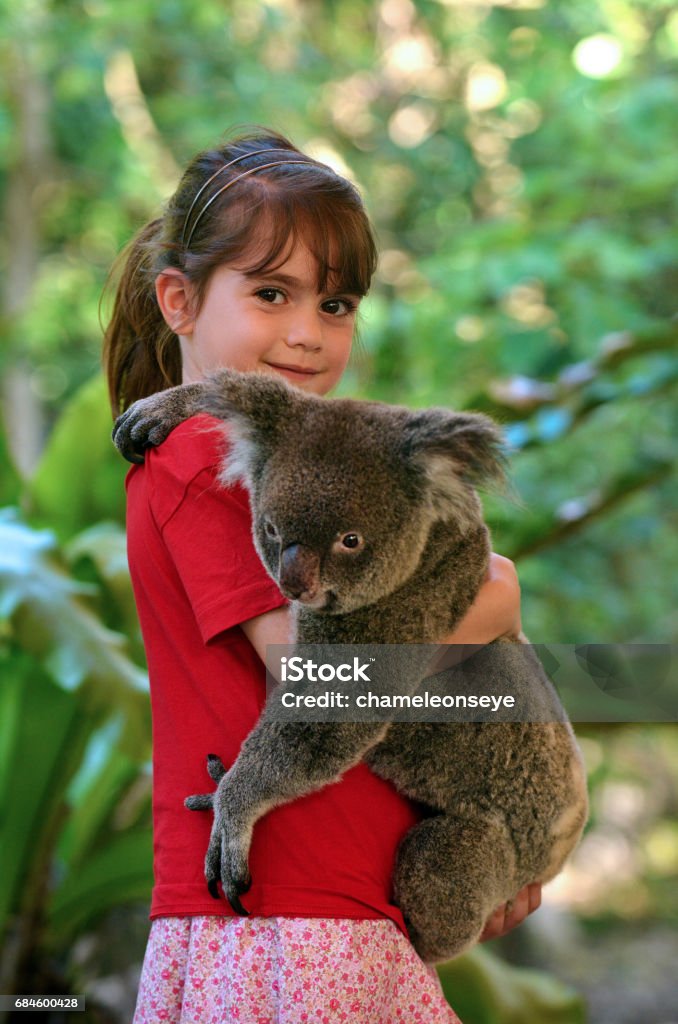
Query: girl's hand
xmin=479 ymin=883 xmax=542 ymax=942
xmin=443 ymin=552 xmax=522 ymax=646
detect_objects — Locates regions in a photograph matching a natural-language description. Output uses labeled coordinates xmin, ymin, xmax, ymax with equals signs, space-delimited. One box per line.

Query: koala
xmin=113 ymin=369 xmax=588 ymax=963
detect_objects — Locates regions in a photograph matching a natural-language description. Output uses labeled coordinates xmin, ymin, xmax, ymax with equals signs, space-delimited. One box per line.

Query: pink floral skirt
xmin=133 ymin=916 xmax=462 ymax=1023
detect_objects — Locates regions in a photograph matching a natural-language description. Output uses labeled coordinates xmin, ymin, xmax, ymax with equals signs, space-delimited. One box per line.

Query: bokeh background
xmin=1 ymin=1 xmax=676 ymax=1021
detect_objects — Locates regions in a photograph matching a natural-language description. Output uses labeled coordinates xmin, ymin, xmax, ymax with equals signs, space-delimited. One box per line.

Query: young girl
xmin=104 ymin=128 xmax=540 ymax=1024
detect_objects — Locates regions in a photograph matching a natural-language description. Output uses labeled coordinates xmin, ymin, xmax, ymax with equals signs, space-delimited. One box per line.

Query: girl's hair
xmin=102 ymin=129 xmax=378 ymax=416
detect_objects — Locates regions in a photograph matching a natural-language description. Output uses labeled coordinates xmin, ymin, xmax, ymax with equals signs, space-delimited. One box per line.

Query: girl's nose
xmin=283 ymin=310 xmax=323 ymax=350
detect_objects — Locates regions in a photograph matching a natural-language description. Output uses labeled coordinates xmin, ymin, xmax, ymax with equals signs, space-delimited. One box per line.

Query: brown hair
xmin=102 ymin=129 xmax=378 ymax=416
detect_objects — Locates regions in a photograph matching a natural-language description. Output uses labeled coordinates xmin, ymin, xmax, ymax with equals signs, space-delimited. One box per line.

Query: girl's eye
xmin=334 ymin=532 xmax=364 ymax=553
xmin=322 ymin=298 xmax=357 ymax=317
xmin=256 ymin=288 xmax=286 ymax=304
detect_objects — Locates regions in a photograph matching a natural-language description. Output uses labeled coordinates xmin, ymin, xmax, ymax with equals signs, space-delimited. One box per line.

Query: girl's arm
xmin=241 ymin=604 xmax=293 ymax=660
xmin=444 ymin=552 xmax=522 ymax=645
xmin=241 ymin=552 xmax=522 ymax=666
xmin=422 ymin=552 xmax=523 ymax=678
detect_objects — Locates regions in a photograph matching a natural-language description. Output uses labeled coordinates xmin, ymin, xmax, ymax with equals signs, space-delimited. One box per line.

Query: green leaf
xmin=66 ymin=521 xmax=143 ymax=652
xmin=48 ymin=830 xmax=153 ymax=944
xmin=59 ymin=737 xmax=150 ymax=870
xmin=0 ymin=416 xmax=21 ymax=506
xmin=0 ymin=509 xmax=149 ymax=766
xmin=437 ymin=945 xmax=586 ymax=1024
xmin=26 ymin=375 xmax=128 ymax=540
xmin=0 ymin=654 xmax=96 ymax=938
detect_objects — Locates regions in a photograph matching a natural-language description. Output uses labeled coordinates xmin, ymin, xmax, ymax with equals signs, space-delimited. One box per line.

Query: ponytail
xmin=102 ymin=219 xmax=182 ymax=417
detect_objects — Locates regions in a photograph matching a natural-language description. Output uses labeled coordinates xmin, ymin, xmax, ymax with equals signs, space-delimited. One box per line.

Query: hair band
xmin=183 ymin=157 xmax=321 ymax=249
xmin=181 ymin=148 xmax=309 ymax=246
xmin=183 ymin=156 xmax=321 ymax=249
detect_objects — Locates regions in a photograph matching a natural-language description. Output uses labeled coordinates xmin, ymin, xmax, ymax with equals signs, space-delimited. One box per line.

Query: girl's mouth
xmin=265 ymin=362 xmax=321 ymax=382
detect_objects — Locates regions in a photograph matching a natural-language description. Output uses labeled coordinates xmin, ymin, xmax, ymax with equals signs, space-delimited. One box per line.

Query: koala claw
xmin=206 ymin=876 xmax=250 ymax=917
xmin=206 ymin=752 xmax=227 ymax=782
xmin=204 ymin=826 xmax=253 ymax=916
xmin=111 ymin=408 xmax=158 ymax=464
xmin=227 ymin=889 xmax=251 ymax=917
xmin=112 ymin=395 xmax=179 ymax=464
xmin=111 ymin=414 xmax=147 ymax=464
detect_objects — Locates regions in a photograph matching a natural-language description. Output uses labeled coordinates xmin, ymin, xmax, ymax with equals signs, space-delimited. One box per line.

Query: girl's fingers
xmin=503 ymin=886 xmax=529 ymax=930
xmin=479 ymin=905 xmax=505 ymax=941
xmin=479 ymin=882 xmax=542 ymax=942
xmin=527 ymin=882 xmax=542 ymax=914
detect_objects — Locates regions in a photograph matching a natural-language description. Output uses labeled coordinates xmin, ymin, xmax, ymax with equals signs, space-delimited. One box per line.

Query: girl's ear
xmin=155 ymin=269 xmax=196 ymax=335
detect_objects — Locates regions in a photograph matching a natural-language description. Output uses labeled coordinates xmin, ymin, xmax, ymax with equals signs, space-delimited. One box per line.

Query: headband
xmin=182 ymin=150 xmax=321 ymax=249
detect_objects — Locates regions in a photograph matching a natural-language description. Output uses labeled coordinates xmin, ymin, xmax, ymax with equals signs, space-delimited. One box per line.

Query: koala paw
xmin=205 ymin=779 xmax=253 ymax=916
xmin=184 ymin=754 xmax=253 ymax=916
xmin=112 ymin=393 xmax=183 ymax=464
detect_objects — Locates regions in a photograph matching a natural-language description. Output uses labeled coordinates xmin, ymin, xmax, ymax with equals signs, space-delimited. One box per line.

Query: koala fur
xmin=114 ymin=369 xmax=588 ymax=963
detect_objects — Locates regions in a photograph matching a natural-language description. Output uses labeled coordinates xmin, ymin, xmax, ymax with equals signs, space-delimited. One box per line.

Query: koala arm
xmin=190 ymin=699 xmax=389 ymax=913
xmin=189 ymin=606 xmax=390 ymax=911
xmin=112 ymin=382 xmax=209 ymax=463
xmin=238 ymin=605 xmax=389 ymax=802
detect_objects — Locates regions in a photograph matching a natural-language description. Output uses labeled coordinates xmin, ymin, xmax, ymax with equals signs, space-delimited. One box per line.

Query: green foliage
xmin=0 ymin=418 xmax=21 ymax=507
xmin=26 ymin=375 xmax=127 ymax=539
xmin=0 ymin=507 xmax=151 ymax=995
xmin=437 ymin=945 xmax=586 ymax=1024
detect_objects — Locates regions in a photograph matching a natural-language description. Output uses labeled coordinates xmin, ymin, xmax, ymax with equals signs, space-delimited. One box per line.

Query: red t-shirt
xmin=126 ymin=415 xmax=421 ymax=937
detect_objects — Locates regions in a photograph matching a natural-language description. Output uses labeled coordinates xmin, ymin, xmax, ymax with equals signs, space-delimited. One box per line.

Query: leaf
xmin=48 ymin=830 xmax=153 ymax=944
xmin=59 ymin=736 xmax=150 ymax=870
xmin=0 ymin=509 xmax=148 ymax=753
xmin=437 ymin=945 xmax=586 ymax=1024
xmin=0 ymin=654 xmax=95 ymax=938
xmin=0 ymin=416 xmax=21 ymax=507
xmin=26 ymin=375 xmax=128 ymax=540
xmin=66 ymin=521 xmax=142 ymax=650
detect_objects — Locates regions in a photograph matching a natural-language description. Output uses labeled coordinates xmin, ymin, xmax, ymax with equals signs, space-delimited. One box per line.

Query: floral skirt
xmin=133 ymin=916 xmax=462 ymax=1023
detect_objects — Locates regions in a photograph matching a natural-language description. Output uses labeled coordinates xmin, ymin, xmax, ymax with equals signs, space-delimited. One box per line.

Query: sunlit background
xmin=1 ymin=1 xmax=676 ymax=1021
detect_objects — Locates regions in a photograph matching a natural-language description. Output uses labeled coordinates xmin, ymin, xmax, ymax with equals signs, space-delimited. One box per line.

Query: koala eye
xmin=342 ymin=533 xmax=361 ymax=549
xmin=333 ymin=531 xmax=364 ymax=554
xmin=264 ymin=520 xmax=279 ymax=539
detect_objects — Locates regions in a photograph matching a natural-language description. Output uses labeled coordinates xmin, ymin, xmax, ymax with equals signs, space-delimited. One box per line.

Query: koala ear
xmin=198 ymin=369 xmax=302 ymax=485
xmin=402 ymin=409 xmax=509 ymax=522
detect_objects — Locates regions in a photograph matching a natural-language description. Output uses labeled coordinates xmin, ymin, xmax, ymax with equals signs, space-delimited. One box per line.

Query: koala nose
xmin=280 ymin=543 xmax=320 ymax=600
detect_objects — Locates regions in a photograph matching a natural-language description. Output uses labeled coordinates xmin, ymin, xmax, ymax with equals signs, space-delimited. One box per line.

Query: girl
xmin=104 ymin=128 xmax=540 ymax=1024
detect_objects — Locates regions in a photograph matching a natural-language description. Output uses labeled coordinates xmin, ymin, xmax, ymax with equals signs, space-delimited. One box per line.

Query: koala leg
xmin=393 ymin=813 xmax=516 ymax=963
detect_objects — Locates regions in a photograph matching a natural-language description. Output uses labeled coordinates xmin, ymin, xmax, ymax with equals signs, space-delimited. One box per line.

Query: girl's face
xmin=159 ymin=241 xmax=361 ymax=397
